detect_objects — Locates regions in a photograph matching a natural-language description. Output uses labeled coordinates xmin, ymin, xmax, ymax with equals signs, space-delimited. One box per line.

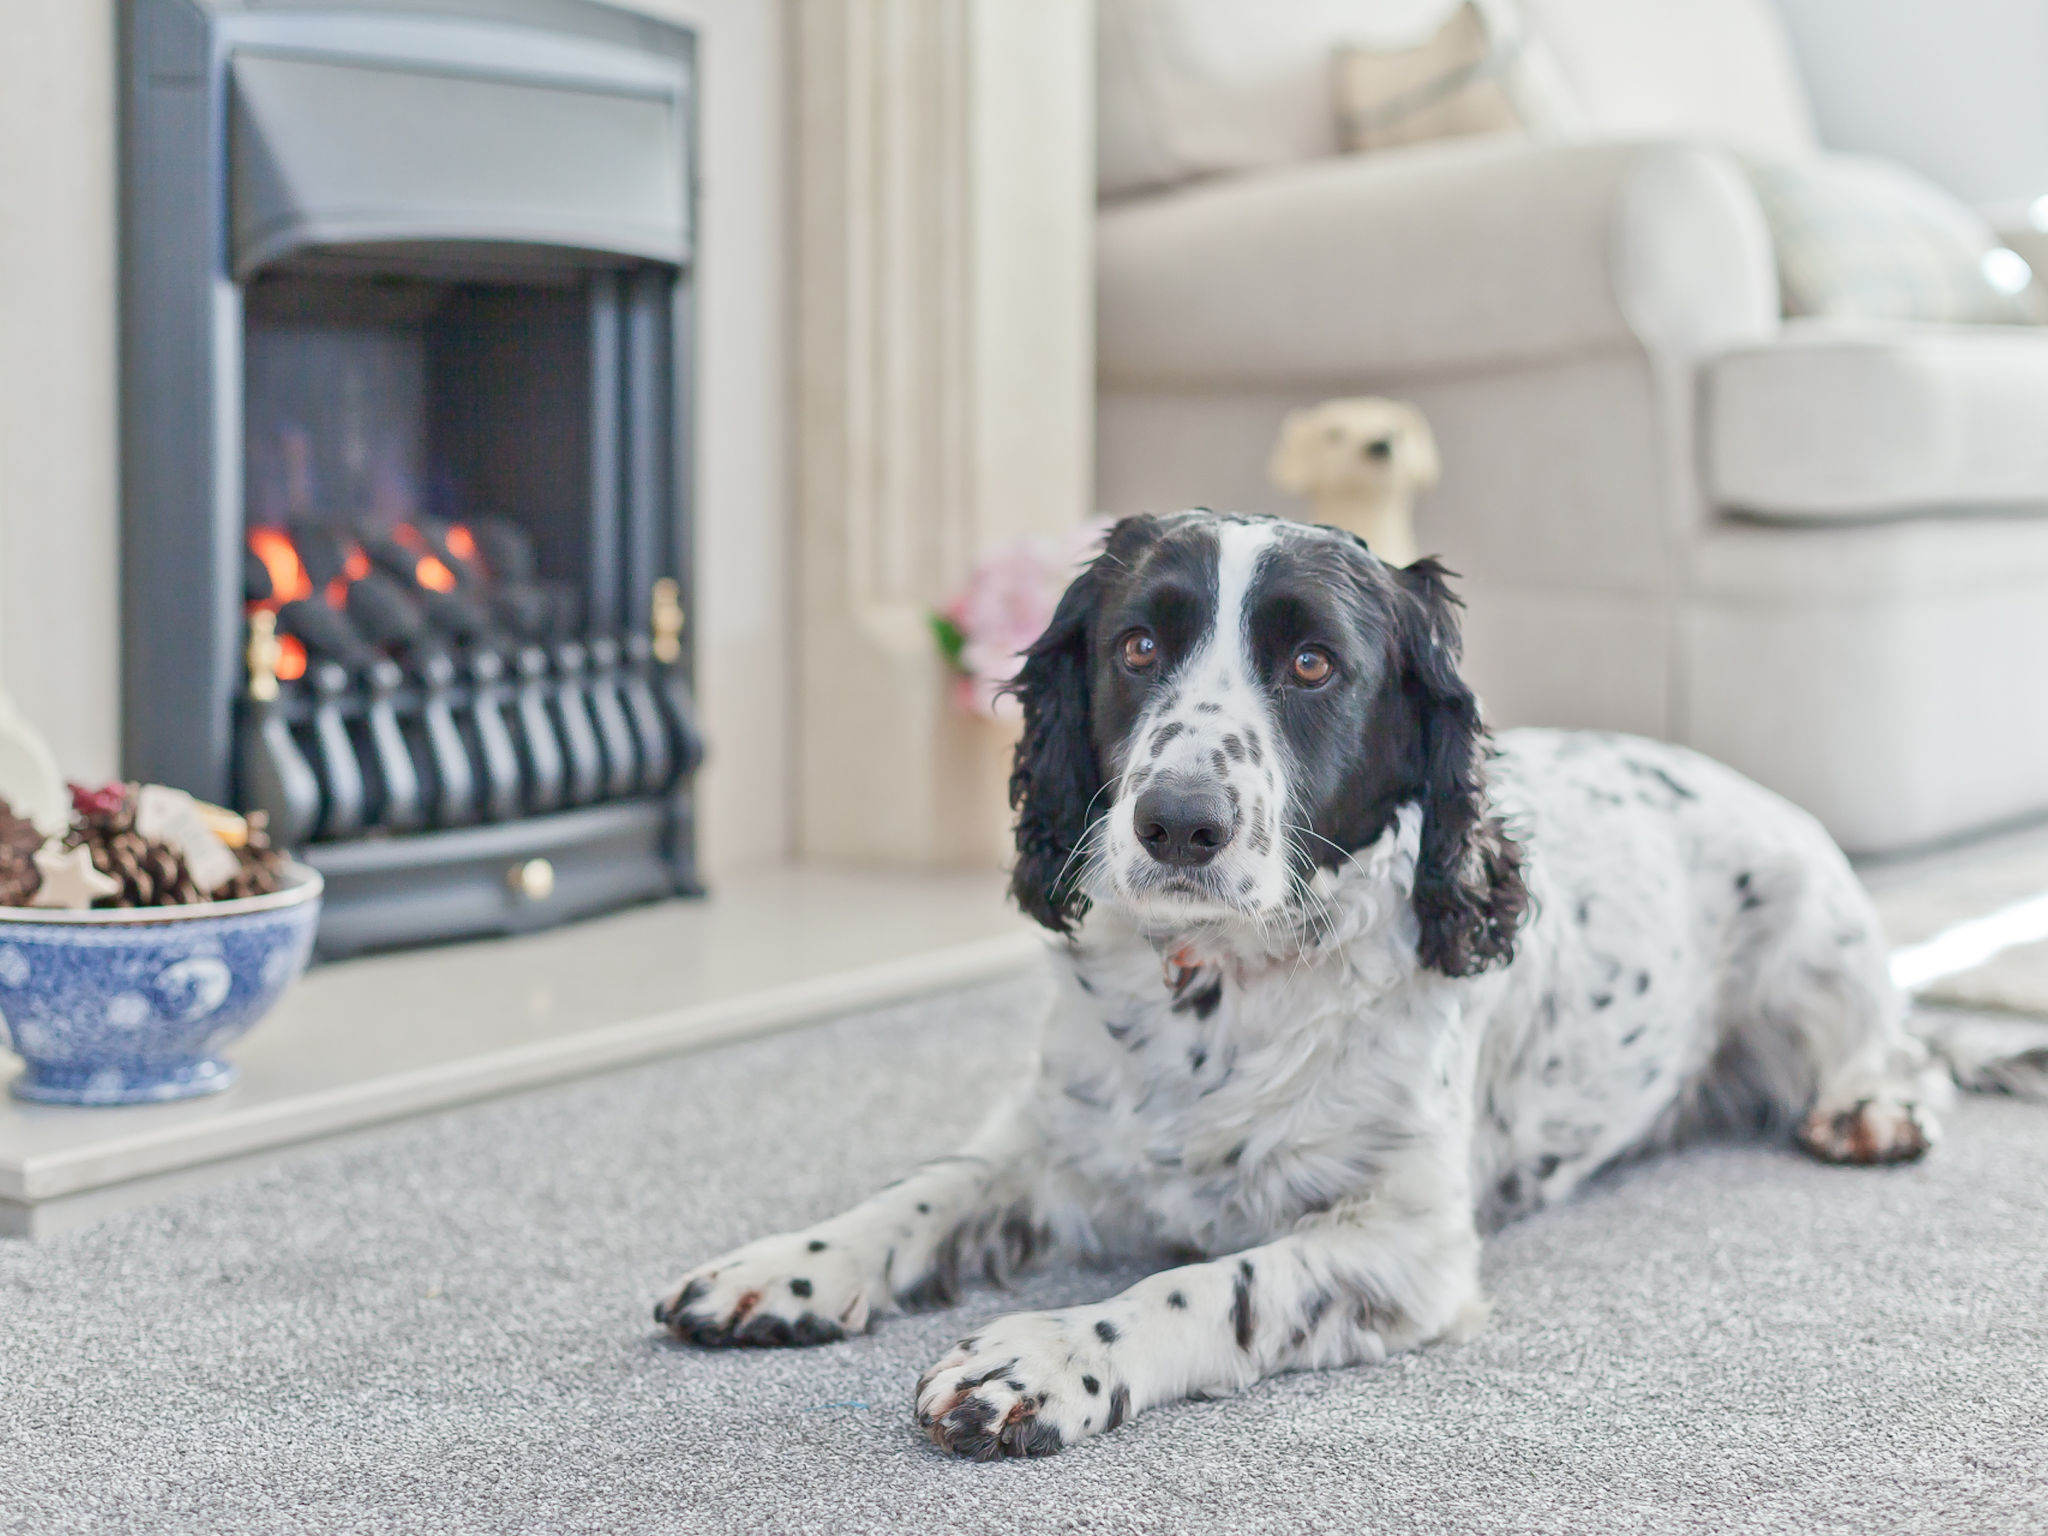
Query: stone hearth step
xmin=0 ymin=865 xmax=1037 ymax=1237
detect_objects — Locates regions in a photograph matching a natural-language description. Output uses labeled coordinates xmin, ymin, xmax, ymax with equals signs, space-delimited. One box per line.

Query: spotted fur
xmin=659 ymin=512 xmax=2003 ymax=1459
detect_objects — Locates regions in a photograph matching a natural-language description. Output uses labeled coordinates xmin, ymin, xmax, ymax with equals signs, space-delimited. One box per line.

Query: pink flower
xmin=939 ymin=520 xmax=1111 ymax=719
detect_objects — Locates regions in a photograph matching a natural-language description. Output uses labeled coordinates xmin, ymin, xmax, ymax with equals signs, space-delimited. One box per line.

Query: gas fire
xmin=244 ymin=518 xmax=529 ymax=684
xmin=247 ymin=524 xmax=481 ymax=615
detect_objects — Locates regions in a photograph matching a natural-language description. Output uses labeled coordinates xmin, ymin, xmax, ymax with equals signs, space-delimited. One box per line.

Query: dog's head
xmin=1006 ymin=511 xmax=1524 ymax=976
xmin=1269 ymin=397 xmax=1441 ymax=502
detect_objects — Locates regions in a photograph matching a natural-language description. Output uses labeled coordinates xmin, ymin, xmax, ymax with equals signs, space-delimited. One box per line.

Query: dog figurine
xmin=1268 ymin=397 xmax=1440 ymax=566
xmin=659 ymin=512 xmax=2028 ymax=1459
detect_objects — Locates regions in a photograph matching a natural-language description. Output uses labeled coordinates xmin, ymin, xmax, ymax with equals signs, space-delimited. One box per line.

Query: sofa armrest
xmin=1097 ymin=136 xmax=1780 ymax=388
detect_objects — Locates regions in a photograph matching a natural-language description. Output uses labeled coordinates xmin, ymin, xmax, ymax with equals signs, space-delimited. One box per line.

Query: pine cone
xmin=216 ymin=810 xmax=289 ymax=901
xmin=63 ymin=783 xmax=200 ymax=908
xmin=0 ymin=796 xmax=44 ymax=906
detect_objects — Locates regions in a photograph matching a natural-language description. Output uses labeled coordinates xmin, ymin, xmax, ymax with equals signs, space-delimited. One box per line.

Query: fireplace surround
xmin=120 ymin=0 xmax=704 ymax=957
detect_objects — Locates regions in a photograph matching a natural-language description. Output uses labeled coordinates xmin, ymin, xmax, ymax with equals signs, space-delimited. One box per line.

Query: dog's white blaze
xmin=1212 ymin=519 xmax=1274 ymax=679
xmin=1207 ymin=521 xmax=1294 ymax=907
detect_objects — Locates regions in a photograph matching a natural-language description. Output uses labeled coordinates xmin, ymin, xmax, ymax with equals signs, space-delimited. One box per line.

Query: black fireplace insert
xmin=120 ymin=0 xmax=704 ymax=957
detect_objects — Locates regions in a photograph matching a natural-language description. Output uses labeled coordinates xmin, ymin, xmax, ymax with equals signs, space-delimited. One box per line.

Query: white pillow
xmin=1097 ymin=0 xmax=1471 ymax=199
xmin=1742 ymin=153 xmax=2045 ymax=325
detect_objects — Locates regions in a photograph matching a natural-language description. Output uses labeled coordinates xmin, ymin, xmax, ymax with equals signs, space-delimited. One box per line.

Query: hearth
xmin=119 ymin=0 xmax=704 ymax=957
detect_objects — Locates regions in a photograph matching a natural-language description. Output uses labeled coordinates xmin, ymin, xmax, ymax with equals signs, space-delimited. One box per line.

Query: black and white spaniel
xmin=657 ymin=511 xmax=1988 ymax=1458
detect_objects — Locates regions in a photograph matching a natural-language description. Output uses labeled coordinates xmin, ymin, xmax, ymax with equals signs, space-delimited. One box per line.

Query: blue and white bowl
xmin=0 ymin=864 xmax=322 ymax=1106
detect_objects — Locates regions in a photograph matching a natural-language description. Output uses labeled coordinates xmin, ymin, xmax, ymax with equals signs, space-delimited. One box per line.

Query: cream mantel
xmin=791 ymin=0 xmax=1096 ymax=867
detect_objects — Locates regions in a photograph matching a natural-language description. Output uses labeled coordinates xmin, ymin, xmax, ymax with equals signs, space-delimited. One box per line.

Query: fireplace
xmin=119 ymin=0 xmax=704 ymax=957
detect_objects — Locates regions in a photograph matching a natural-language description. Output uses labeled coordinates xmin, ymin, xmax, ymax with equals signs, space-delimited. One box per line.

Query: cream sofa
xmin=1095 ymin=0 xmax=2048 ymax=856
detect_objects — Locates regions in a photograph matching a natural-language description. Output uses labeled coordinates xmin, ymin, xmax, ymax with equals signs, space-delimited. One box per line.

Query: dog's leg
xmin=1727 ymin=856 xmax=1948 ymax=1166
xmin=656 ymin=1106 xmax=1049 ymax=1347
xmin=915 ymin=1182 xmax=1482 ymax=1458
xmin=1806 ymin=921 xmax=1944 ymax=1163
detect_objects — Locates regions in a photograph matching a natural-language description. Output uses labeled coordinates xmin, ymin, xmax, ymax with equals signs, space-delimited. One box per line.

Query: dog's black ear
xmin=1393 ymin=558 xmax=1527 ymax=976
xmin=1004 ymin=549 xmax=1110 ymax=933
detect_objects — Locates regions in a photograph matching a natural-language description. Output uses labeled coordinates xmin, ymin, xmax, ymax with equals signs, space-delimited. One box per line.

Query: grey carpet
xmin=3 ymin=974 xmax=2045 ymax=1536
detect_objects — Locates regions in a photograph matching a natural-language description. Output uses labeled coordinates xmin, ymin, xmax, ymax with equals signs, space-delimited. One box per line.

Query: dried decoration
xmin=134 ymin=784 xmax=242 ymax=894
xmin=69 ymin=781 xmax=130 ymax=819
xmin=0 ymin=782 xmax=290 ymax=910
xmin=215 ymin=811 xmax=290 ymax=901
xmin=0 ymin=611 xmax=292 ymax=915
xmin=30 ymin=842 xmax=123 ymax=910
xmin=0 ymin=689 xmax=67 ymax=836
xmin=0 ymin=796 xmax=45 ymax=905
xmin=193 ymin=801 xmax=250 ymax=849
xmin=64 ymin=785 xmax=201 ymax=907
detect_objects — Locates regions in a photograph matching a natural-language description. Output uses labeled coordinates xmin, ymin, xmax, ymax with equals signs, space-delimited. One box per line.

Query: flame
xmin=248 ymin=527 xmax=312 ymax=605
xmin=325 ymin=545 xmax=370 ymax=609
xmin=445 ymin=524 xmax=477 ymax=560
xmin=276 ymin=633 xmax=308 ymax=681
xmin=389 ymin=522 xmax=455 ymax=591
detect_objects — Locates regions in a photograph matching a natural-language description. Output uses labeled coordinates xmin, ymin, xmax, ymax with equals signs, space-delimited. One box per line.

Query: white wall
xmin=0 ymin=0 xmax=791 ymax=875
xmin=1774 ymin=0 xmax=2048 ymax=207
xmin=0 ymin=2 xmax=120 ymax=788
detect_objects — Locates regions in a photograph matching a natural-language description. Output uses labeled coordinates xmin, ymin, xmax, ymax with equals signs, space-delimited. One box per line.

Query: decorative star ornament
xmin=29 ymin=841 xmax=121 ymax=910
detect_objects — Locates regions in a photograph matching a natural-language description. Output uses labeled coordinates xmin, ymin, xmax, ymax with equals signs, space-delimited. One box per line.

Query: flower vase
xmin=935 ymin=703 xmax=1023 ymax=871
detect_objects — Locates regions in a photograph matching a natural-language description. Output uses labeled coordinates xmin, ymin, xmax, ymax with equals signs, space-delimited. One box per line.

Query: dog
xmin=1269 ymin=397 xmax=1440 ymax=566
xmin=658 ymin=510 xmax=2011 ymax=1459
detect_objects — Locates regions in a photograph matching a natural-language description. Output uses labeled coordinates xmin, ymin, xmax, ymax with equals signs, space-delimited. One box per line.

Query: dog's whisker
xmin=1048 ymin=772 xmax=1130 ymax=903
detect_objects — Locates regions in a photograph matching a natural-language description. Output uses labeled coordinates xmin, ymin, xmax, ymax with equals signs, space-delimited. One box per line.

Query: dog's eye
xmin=1121 ymin=631 xmax=1158 ymax=671
xmin=1290 ymin=647 xmax=1333 ymax=686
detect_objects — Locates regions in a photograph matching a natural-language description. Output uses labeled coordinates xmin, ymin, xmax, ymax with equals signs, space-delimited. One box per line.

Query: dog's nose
xmin=1365 ymin=438 xmax=1393 ymax=460
xmin=1134 ymin=784 xmax=1233 ymax=867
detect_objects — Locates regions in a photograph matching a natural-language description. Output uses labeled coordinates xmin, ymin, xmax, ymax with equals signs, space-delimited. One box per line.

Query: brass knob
xmin=509 ymin=857 xmax=556 ymax=902
xmin=247 ymin=610 xmax=282 ymax=703
xmin=651 ymin=577 xmax=685 ymax=665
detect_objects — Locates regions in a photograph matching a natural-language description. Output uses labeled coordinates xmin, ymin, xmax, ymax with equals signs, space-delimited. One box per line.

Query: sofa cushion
xmin=1742 ymin=154 xmax=2044 ymax=325
xmin=1332 ymin=2 xmax=1583 ymax=154
xmin=1705 ymin=323 xmax=2048 ymax=518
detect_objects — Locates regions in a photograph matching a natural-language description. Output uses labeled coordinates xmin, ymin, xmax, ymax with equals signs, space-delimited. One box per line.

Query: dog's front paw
xmin=915 ymin=1311 xmax=1129 ymax=1459
xmin=656 ymin=1228 xmax=879 ymax=1347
